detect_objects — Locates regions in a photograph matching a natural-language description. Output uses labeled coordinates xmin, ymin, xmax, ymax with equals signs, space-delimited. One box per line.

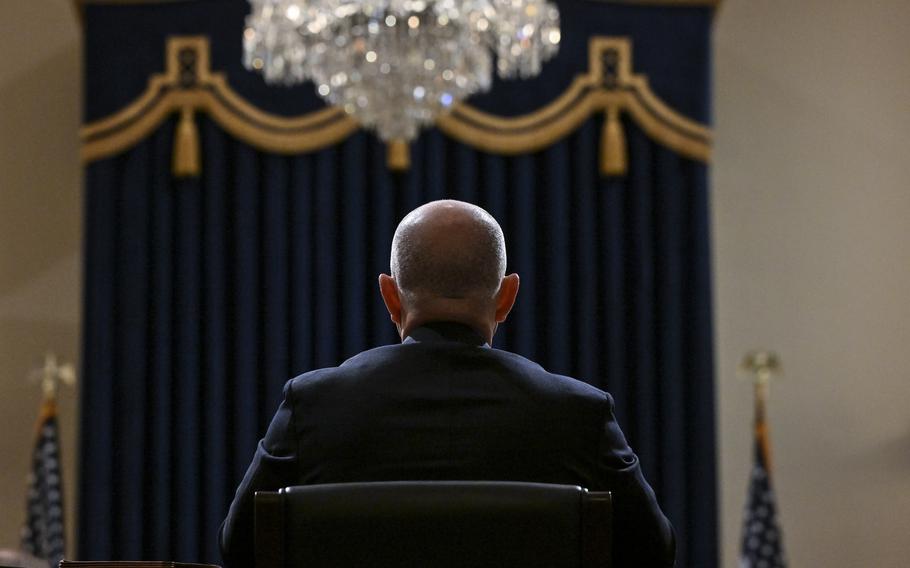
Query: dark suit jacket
xmin=220 ymin=322 xmax=675 ymax=567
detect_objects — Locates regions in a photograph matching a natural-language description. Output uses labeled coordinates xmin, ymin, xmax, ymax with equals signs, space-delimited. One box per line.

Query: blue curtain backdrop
xmin=79 ymin=1 xmax=716 ymax=566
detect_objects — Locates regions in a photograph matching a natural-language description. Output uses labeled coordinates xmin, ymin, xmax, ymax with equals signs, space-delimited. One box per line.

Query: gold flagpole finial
xmin=29 ymin=352 xmax=76 ymax=402
xmin=739 ymin=350 xmax=781 ymax=386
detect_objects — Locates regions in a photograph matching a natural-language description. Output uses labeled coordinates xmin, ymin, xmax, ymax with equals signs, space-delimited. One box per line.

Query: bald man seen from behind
xmin=220 ymin=200 xmax=676 ymax=567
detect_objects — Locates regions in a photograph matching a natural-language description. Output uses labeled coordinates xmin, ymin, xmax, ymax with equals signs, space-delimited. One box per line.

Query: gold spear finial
xmin=739 ymin=350 xmax=781 ymax=385
xmin=29 ymin=352 xmax=76 ymax=402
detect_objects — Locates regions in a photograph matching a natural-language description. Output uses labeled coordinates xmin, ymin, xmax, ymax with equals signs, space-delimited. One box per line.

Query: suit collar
xmin=403 ymin=322 xmax=490 ymax=348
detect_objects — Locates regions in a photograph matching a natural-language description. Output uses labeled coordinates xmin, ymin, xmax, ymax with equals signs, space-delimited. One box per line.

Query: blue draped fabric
xmin=80 ymin=2 xmax=716 ymax=566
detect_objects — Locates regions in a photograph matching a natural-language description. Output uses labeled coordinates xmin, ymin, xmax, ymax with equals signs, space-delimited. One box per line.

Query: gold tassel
xmin=387 ymin=139 xmax=410 ymax=171
xmin=600 ymin=106 xmax=627 ymax=177
xmin=173 ymin=106 xmax=201 ymax=177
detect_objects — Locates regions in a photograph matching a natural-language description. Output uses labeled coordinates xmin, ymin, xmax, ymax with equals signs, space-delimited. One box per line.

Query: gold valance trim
xmin=80 ymin=37 xmax=358 ymax=165
xmin=81 ymin=35 xmax=711 ymax=175
xmin=436 ymin=37 xmax=710 ymax=162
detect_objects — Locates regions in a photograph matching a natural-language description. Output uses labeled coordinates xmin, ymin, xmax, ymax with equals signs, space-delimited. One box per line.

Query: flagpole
xmin=738 ymin=350 xmax=787 ymax=568
xmin=740 ymin=351 xmax=780 ymax=475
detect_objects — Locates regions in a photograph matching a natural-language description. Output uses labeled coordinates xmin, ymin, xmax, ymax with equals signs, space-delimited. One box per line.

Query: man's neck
xmin=404 ymin=321 xmax=490 ymax=346
xmin=399 ymin=310 xmax=494 ymax=345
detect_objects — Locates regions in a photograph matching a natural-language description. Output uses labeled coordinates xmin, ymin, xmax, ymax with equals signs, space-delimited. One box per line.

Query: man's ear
xmin=378 ymin=274 xmax=403 ymax=326
xmin=494 ymin=273 xmax=520 ymax=323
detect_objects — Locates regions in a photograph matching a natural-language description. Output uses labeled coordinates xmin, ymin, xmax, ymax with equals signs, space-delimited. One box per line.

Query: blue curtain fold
xmin=81 ymin=114 xmax=715 ymax=566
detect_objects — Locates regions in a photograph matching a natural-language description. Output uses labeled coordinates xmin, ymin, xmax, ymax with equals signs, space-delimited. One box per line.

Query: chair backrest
xmin=255 ymin=481 xmax=611 ymax=568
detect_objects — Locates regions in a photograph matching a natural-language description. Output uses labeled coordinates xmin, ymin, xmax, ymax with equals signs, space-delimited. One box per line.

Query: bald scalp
xmin=391 ymin=200 xmax=506 ymax=301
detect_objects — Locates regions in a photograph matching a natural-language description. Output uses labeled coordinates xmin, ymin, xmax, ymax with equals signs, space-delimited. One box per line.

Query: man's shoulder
xmin=490 ymin=348 xmax=610 ymax=398
xmin=284 ymin=345 xmax=403 ymax=390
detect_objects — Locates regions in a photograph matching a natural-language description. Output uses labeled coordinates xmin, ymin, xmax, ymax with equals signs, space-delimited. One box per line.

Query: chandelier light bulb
xmin=243 ymin=0 xmax=561 ymax=142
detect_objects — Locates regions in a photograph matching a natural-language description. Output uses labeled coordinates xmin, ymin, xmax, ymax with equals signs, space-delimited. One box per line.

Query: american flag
xmin=739 ymin=389 xmax=786 ymax=568
xmin=21 ymin=399 xmax=66 ymax=567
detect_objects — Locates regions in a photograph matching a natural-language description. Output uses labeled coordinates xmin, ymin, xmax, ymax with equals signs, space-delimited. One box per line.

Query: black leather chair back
xmin=255 ymin=481 xmax=611 ymax=568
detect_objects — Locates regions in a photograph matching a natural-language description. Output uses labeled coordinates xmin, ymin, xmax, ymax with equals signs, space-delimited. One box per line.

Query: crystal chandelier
xmin=243 ymin=0 xmax=561 ymax=142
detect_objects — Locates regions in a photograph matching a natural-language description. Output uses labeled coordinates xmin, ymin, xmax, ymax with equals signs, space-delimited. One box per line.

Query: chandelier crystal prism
xmin=243 ymin=0 xmax=561 ymax=142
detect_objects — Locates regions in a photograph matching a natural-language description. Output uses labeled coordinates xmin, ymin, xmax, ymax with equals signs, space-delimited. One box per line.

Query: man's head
xmin=379 ymin=200 xmax=519 ymax=344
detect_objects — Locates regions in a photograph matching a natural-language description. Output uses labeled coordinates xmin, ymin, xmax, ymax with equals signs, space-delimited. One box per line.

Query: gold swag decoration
xmin=80 ymin=36 xmax=711 ymax=177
